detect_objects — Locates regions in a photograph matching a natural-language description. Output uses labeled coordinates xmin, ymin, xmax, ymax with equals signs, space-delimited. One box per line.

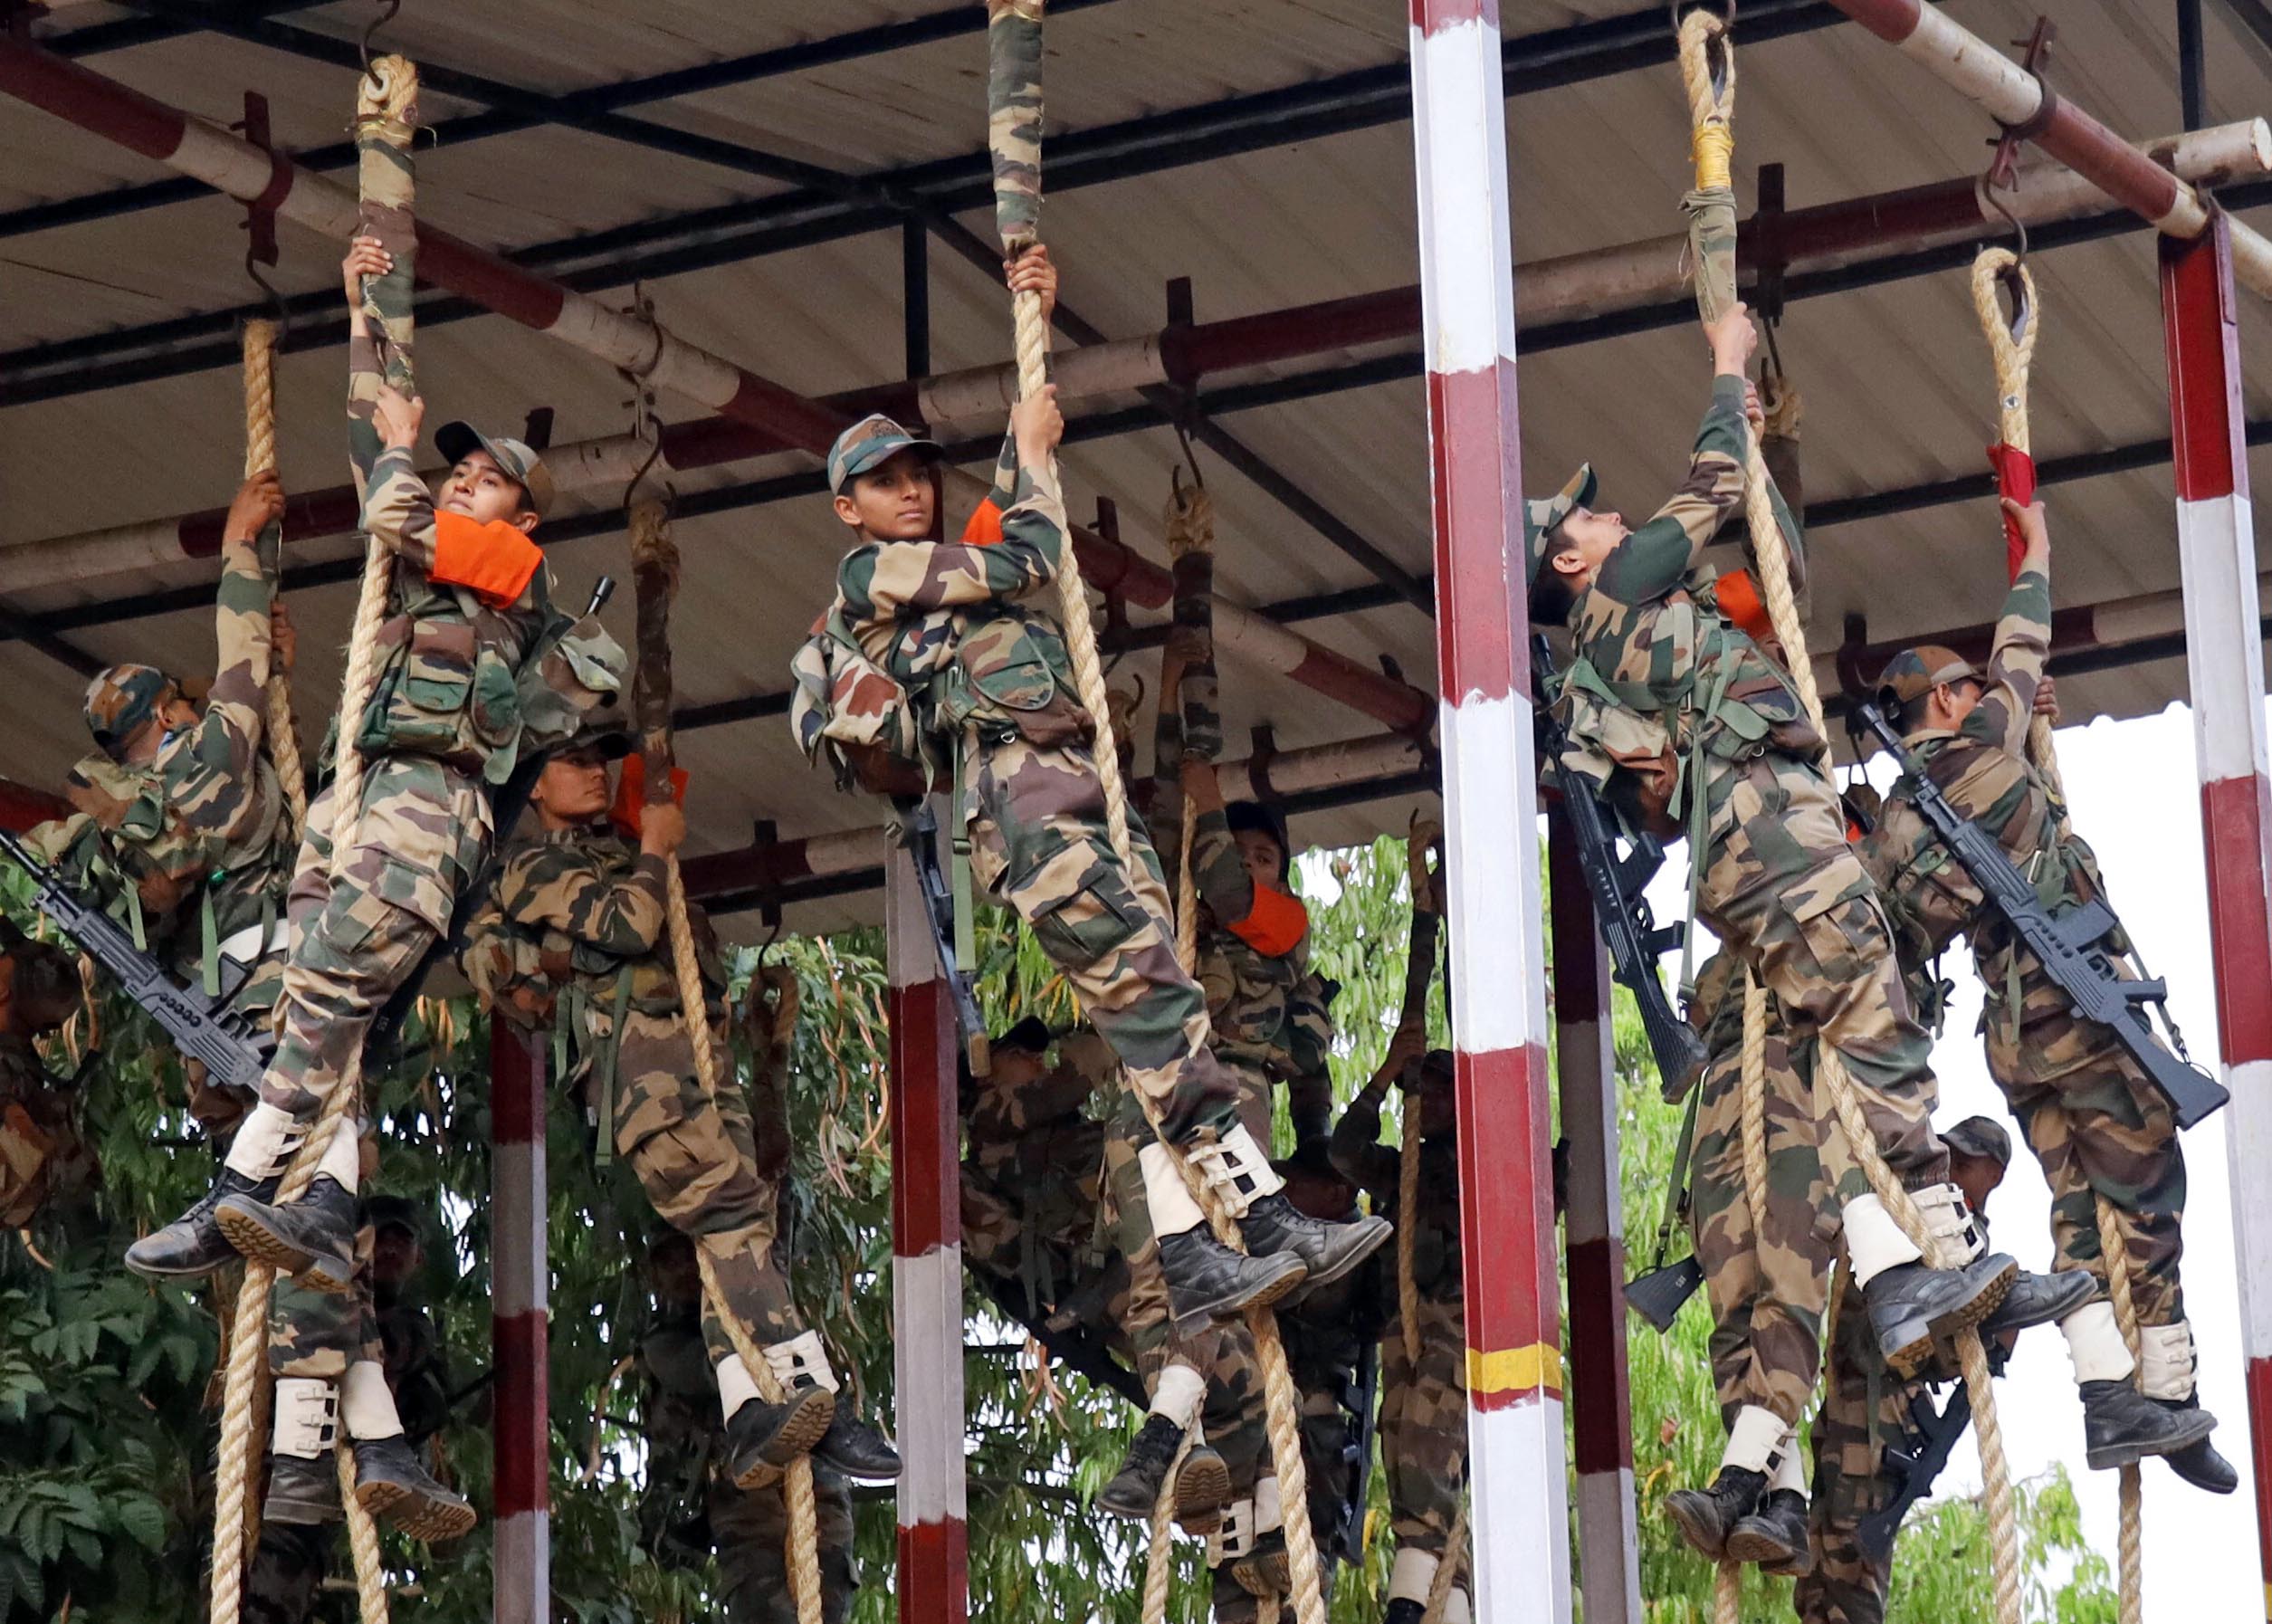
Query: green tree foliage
xmin=0 ymin=840 xmax=2114 ymax=1620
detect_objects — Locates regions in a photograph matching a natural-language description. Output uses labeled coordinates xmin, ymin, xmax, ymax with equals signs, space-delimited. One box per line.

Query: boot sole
xmin=358 ymin=1476 xmax=478 ymax=1543
xmin=1176 ymin=1453 xmax=1233 ymax=1537
xmin=1171 ymin=1255 xmax=1308 ymax=1339
xmin=215 ymin=1200 xmax=356 ymax=1294
xmin=1724 ymin=1523 xmax=1806 ymax=1569
xmin=1666 ymin=1491 xmax=1733 ymax=1561
xmin=730 ymin=1389 xmax=836 ymax=1489
xmin=1232 ymin=1551 xmax=1291 ymax=1599
xmin=121 ymin=1244 xmax=237 ymax=1283
xmin=2087 ymin=1407 xmax=2218 ymax=1471
xmin=1283 ymin=1216 xmax=1394 ymax=1304
xmin=1884 ymin=1260 xmax=2015 ymax=1379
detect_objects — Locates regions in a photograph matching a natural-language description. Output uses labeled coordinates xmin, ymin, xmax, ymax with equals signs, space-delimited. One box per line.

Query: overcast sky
xmin=1645 ymin=699 xmax=2263 ymax=1619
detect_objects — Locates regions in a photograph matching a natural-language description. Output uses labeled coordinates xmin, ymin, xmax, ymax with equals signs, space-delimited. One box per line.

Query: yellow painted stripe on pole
xmin=1466 ymin=1342 xmax=1562 ymax=1398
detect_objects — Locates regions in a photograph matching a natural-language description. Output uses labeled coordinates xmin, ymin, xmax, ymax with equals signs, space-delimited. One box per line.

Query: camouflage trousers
xmin=263 ymin=758 xmax=489 ymax=1120
xmin=711 ymin=1466 xmax=858 ymax=1624
xmin=270 ymin=1224 xmax=381 ymax=1381
xmin=960 ymin=1170 xmax=1126 ymax=1337
xmin=1697 ymin=754 xmax=1945 ymax=1189
xmin=964 ymin=732 xmax=1242 ymax=1151
xmin=1380 ymin=1294 xmax=1467 ymax=1553
xmin=1985 ymin=960 xmax=2188 ymax=1328
xmin=597 ymin=1007 xmax=802 ymax=1352
xmin=243 ymin=1521 xmax=331 ymax=1624
xmin=1797 ymin=1270 xmax=1900 ymax=1624
xmin=1690 ymin=1012 xmax=1836 ymax=1428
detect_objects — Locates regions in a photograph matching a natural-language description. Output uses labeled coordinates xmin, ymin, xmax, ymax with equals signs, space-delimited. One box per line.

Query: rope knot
xmin=1164 ymin=481 xmax=1216 ymax=559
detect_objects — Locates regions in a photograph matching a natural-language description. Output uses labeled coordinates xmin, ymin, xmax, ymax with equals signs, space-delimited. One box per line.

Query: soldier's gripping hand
xmin=372 ymin=384 xmax=425 ymax=454
xmin=2000 ymin=495 xmax=2049 ymax=554
xmin=639 ymin=799 xmax=687 ymax=860
xmin=272 ymin=601 xmax=298 ymax=675
xmin=342 ymin=235 xmax=394 ymax=309
xmin=1742 ymin=380 xmax=1765 ymax=435
xmin=1005 ymin=244 xmax=1057 ymax=328
xmin=1704 ymin=300 xmax=1758 ymax=378
xmin=224 ymin=471 xmax=286 ymax=545
xmin=1010 ymin=382 xmax=1063 ymax=470
xmin=2033 ymin=673 xmax=2059 ymax=724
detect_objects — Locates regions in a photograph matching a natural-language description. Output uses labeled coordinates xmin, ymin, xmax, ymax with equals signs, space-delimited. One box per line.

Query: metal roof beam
xmin=38 ymin=0 xmax=329 ymax=62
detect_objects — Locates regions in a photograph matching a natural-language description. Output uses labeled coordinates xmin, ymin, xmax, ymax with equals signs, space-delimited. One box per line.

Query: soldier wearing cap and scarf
xmin=1857 ymin=495 xmax=2229 ymax=1488
xmin=129 ymin=237 xmax=623 ymax=1317
xmin=789 ymin=248 xmax=1386 ymax=1359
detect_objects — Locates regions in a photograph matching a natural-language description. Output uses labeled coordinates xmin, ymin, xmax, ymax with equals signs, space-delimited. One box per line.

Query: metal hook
xmin=1169 ymin=416 xmax=1205 ymax=497
xmin=243 ymin=250 xmax=291 ymax=347
xmin=361 ymin=0 xmax=402 ymax=89
xmin=1993 ymin=255 xmax=2032 ymax=348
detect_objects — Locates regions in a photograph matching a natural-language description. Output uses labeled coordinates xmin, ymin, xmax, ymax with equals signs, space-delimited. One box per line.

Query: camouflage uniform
xmin=1796 ymin=1264 xmax=1903 ymax=1624
xmin=1856 ymin=546 xmax=2185 ymax=1327
xmin=959 ymin=1027 xmax=1114 ymax=1326
xmin=1685 ymin=950 xmax=1837 ymax=1428
xmin=639 ymin=1290 xmax=858 ymax=1622
xmin=463 ymin=823 xmax=804 ymax=1354
xmin=1330 ymin=1084 xmax=1466 ymax=1570
xmin=1542 ymin=377 xmax=1945 ymax=1190
xmin=0 ymin=1030 xmax=95 ymax=1230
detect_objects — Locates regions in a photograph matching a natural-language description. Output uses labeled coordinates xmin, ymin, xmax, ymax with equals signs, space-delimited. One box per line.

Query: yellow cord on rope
xmin=629 ymin=498 xmax=826 ymax=1624
xmin=1674 ymin=18 xmax=2022 ymax=1624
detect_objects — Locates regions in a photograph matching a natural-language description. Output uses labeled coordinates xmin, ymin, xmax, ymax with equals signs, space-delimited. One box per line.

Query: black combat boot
xmin=1866 ymin=1253 xmax=2016 ymax=1377
xmin=723 ymin=1388 xmax=836 ymax=1489
xmin=1666 ymin=1466 xmax=1767 ymax=1560
xmin=354 ymin=1435 xmax=477 ymax=1543
xmin=2153 ymin=1398 xmax=2239 ymax=1494
xmin=216 ymin=1175 xmax=358 ymax=1293
xmin=1230 ymin=1528 xmax=1289 ymax=1599
xmin=124 ymin=1170 xmax=272 ymax=1282
xmin=1382 ymin=1602 xmax=1426 ymax=1624
xmin=1726 ymin=1488 xmax=1811 ymax=1572
xmin=1097 ymin=1413 xmax=1189 ymax=1520
xmin=811 ymin=1409 xmax=902 ymax=1481
xmin=2081 ymin=1380 xmax=2217 ymax=1470
xmin=1232 ymin=1195 xmax=1391 ymax=1300
xmin=263 ymin=1452 xmax=343 ymax=1525
xmin=1212 ymin=1564 xmax=1262 ymax=1624
xmin=1979 ymin=1268 xmax=2098 ymax=1338
xmin=1159 ymin=1228 xmax=1308 ymax=1334
xmin=1177 ymin=1442 xmax=1232 ymax=1536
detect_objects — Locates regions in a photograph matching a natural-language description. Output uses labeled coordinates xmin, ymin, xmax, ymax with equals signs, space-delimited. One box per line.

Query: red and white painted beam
xmin=679 ymin=731 xmax=1429 ymax=902
xmin=884 ymin=828 xmax=967 ymax=1624
xmin=1410 ymin=2 xmax=1570 ymax=1619
xmin=1823 ymin=0 xmax=2272 ymax=292
xmin=1548 ymin=811 xmax=1640 ymax=1623
xmin=489 ymin=1024 xmax=550 ymax=1624
xmin=2160 ymin=219 xmax=2272 ymax=1609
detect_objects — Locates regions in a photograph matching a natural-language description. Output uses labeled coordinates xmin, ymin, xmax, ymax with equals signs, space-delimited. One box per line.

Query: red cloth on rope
xmin=1986 ymin=443 xmax=2037 ymax=584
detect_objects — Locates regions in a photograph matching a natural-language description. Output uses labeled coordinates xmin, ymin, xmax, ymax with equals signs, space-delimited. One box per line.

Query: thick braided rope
xmin=241 ymin=320 xmax=307 ymax=834
xmin=212 ymin=59 xmax=420 ymax=1624
xmin=1675 ymin=18 xmax=2021 ymax=1622
xmin=339 ymin=1444 xmax=389 ymax=1623
xmin=1678 ymin=12 xmax=1736 ymax=195
xmin=1713 ymin=1556 xmax=1742 ymax=1624
xmin=1738 ymin=971 xmax=1771 ymax=1237
xmin=1398 ymin=822 xmax=1443 ymax=1368
xmin=632 ymin=498 xmax=825 ymax=1624
xmin=2095 ymin=1195 xmax=2145 ymax=1624
xmin=1419 ymin=1498 xmax=1469 ymax=1624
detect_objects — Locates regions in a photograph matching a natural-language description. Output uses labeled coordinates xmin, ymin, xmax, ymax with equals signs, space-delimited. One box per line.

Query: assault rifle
xmin=1857 ymin=1383 xmax=1971 ymax=1564
xmin=1330 ymin=1338 xmax=1381 ymax=1568
xmin=895 ymin=800 xmax=992 ymax=1077
xmin=0 ymin=826 xmax=272 ymax=1094
xmin=1532 ymin=635 xmax=1707 ymax=1101
xmin=1856 ymin=702 xmax=2229 ymax=1129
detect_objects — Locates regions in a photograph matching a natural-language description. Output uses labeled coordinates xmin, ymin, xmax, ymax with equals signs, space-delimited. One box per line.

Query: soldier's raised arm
xmin=167 ymin=474 xmax=284 ymax=841
xmin=1329 ymin=1027 xmax=1424 ymax=1202
xmin=343 ymin=236 xmax=393 ymax=501
xmin=1966 ymin=498 xmax=2053 ymax=755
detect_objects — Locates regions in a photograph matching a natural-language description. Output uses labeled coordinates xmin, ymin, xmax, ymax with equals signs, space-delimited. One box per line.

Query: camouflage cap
xmin=1523 ymin=463 xmax=1599 ymax=588
xmin=1876 ymin=644 xmax=1981 ymax=708
xmin=364 ymin=1194 xmax=425 ymax=1242
xmin=82 ymin=663 xmax=177 ymax=759
xmin=435 ymin=420 xmax=556 ymax=519
xmin=994 ymin=1015 xmax=1054 ymax=1056
xmin=826 ymin=414 xmax=942 ymax=496
xmin=1943 ymin=1114 xmax=2013 ymax=1168
xmin=556 ymin=716 xmax=635 ymax=762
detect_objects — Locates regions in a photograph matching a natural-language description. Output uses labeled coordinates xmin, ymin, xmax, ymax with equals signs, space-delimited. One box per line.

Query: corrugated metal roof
xmin=2 ymin=0 xmax=2267 ymax=933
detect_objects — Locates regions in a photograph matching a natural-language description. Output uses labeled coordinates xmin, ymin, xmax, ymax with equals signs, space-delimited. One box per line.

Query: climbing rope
xmin=1397 ymin=818 xmax=1444 ymax=1370
xmin=1737 ymin=972 xmax=1771 ymax=1238
xmin=211 ymin=55 xmax=419 ymax=1624
xmin=1971 ymin=244 xmax=2142 ymax=1624
xmin=628 ymin=496 xmax=825 ymax=1624
xmin=1419 ymin=1498 xmax=1469 ymax=1624
xmin=240 ymin=319 xmax=307 ymax=835
xmin=1675 ymin=15 xmax=2021 ymax=1623
xmin=986 ymin=13 xmax=1324 ymax=1621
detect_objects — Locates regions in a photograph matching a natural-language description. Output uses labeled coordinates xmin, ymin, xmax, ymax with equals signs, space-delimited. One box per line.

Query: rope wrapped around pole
xmin=240 ymin=319 xmax=307 ymax=835
xmin=1971 ymin=244 xmax=2140 ymax=1622
xmin=629 ymin=498 xmax=826 ymax=1624
xmin=1675 ymin=15 xmax=2021 ymax=1624
xmin=986 ymin=13 xmax=1323 ymax=1620
xmin=211 ymin=54 xmax=421 ymax=1624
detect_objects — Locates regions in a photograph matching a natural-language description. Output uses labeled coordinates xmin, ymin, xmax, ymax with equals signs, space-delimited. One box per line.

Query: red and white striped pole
xmin=2161 ymin=215 xmax=2272 ymax=1612
xmin=885 ymin=830 xmax=968 ymax=1624
xmin=1409 ymin=3 xmax=1569 ymax=1619
xmin=1548 ymin=811 xmax=1640 ymax=1622
xmin=490 ymin=1022 xmax=549 ymax=1623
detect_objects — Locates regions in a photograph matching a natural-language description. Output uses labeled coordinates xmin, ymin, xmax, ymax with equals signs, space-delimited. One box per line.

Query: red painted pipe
xmin=0 ymin=777 xmax=70 ymax=834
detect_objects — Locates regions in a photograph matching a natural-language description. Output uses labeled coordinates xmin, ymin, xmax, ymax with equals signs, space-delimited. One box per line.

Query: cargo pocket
xmin=1027 ymin=871 xmax=1145 ymax=970
xmin=378 ymin=620 xmax=477 ymax=753
xmin=1788 ymin=854 xmax=1884 ymax=989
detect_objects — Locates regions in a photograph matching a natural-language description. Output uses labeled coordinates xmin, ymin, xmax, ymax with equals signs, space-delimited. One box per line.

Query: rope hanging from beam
xmin=1675 ymin=15 xmax=2022 ymax=1624
xmin=240 ymin=319 xmax=308 ymax=836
